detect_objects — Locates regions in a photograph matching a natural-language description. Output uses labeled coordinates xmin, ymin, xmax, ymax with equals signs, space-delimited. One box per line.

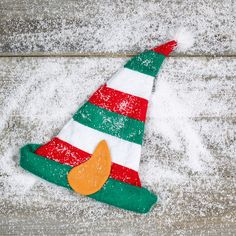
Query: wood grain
xmin=0 ymin=57 xmax=235 ymax=235
xmin=0 ymin=175 xmax=235 ymax=234
xmin=0 ymin=0 xmax=235 ymax=233
xmin=0 ymin=0 xmax=235 ymax=55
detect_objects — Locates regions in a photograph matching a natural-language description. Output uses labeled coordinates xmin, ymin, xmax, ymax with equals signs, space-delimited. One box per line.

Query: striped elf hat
xmin=20 ymin=40 xmax=178 ymax=213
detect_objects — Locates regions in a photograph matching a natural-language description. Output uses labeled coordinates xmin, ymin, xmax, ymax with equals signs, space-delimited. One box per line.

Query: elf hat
xmin=20 ymin=40 xmax=178 ymax=214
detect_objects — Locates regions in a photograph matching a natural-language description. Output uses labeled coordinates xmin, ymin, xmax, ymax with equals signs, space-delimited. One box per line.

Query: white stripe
xmin=107 ymin=68 xmax=154 ymax=100
xmin=57 ymin=119 xmax=142 ymax=171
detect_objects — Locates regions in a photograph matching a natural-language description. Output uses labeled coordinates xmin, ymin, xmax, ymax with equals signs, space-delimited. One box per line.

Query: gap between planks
xmin=0 ymin=53 xmax=236 ymax=58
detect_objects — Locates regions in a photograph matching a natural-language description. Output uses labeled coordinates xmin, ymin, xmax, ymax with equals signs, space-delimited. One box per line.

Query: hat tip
xmin=151 ymin=40 xmax=177 ymax=56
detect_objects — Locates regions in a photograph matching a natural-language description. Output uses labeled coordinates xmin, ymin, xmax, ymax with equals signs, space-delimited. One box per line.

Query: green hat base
xmin=20 ymin=144 xmax=158 ymax=213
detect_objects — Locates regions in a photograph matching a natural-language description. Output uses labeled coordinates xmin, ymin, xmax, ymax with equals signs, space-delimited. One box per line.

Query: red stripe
xmin=35 ymin=137 xmax=141 ymax=187
xmin=152 ymin=40 xmax=177 ymax=56
xmin=35 ymin=137 xmax=90 ymax=166
xmin=110 ymin=162 xmax=141 ymax=187
xmin=88 ymin=84 xmax=148 ymax=122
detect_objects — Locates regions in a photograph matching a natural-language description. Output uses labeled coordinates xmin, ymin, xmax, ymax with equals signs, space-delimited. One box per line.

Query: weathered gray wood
xmin=0 ymin=175 xmax=235 ymax=235
xmin=0 ymin=57 xmax=235 ymax=235
xmin=0 ymin=57 xmax=235 ymax=118
xmin=0 ymin=0 xmax=235 ymax=55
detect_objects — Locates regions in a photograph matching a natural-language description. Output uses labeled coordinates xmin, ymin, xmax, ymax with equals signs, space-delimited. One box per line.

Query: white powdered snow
xmin=0 ymin=56 xmax=235 ymax=234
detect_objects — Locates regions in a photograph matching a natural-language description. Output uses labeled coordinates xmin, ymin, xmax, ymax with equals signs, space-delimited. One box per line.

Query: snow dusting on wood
xmin=0 ymin=57 xmax=235 ymax=234
xmin=0 ymin=0 xmax=235 ymax=234
xmin=0 ymin=0 xmax=235 ymax=55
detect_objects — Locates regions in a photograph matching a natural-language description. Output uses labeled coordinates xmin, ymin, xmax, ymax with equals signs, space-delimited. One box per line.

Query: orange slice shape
xmin=67 ymin=140 xmax=111 ymax=195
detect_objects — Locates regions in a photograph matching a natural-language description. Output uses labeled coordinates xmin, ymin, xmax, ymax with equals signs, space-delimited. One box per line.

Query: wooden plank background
xmin=0 ymin=0 xmax=235 ymax=55
xmin=0 ymin=0 xmax=235 ymax=235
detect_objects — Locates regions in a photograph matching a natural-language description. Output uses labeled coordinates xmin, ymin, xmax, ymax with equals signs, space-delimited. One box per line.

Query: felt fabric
xmin=88 ymin=84 xmax=148 ymax=122
xmin=35 ymin=137 xmax=141 ymax=186
xmin=110 ymin=162 xmax=141 ymax=187
xmin=67 ymin=140 xmax=111 ymax=195
xmin=73 ymin=102 xmax=144 ymax=144
xmin=152 ymin=40 xmax=177 ymax=56
xmin=107 ymin=68 xmax=154 ymax=100
xmin=21 ymin=144 xmax=157 ymax=213
xmin=35 ymin=137 xmax=91 ymax=166
xmin=20 ymin=41 xmax=177 ymax=213
xmin=57 ymin=120 xmax=142 ymax=171
xmin=124 ymin=50 xmax=165 ymax=76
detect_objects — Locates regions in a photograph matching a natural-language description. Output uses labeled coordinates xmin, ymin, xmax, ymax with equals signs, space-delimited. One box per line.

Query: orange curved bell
xmin=67 ymin=140 xmax=111 ymax=195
